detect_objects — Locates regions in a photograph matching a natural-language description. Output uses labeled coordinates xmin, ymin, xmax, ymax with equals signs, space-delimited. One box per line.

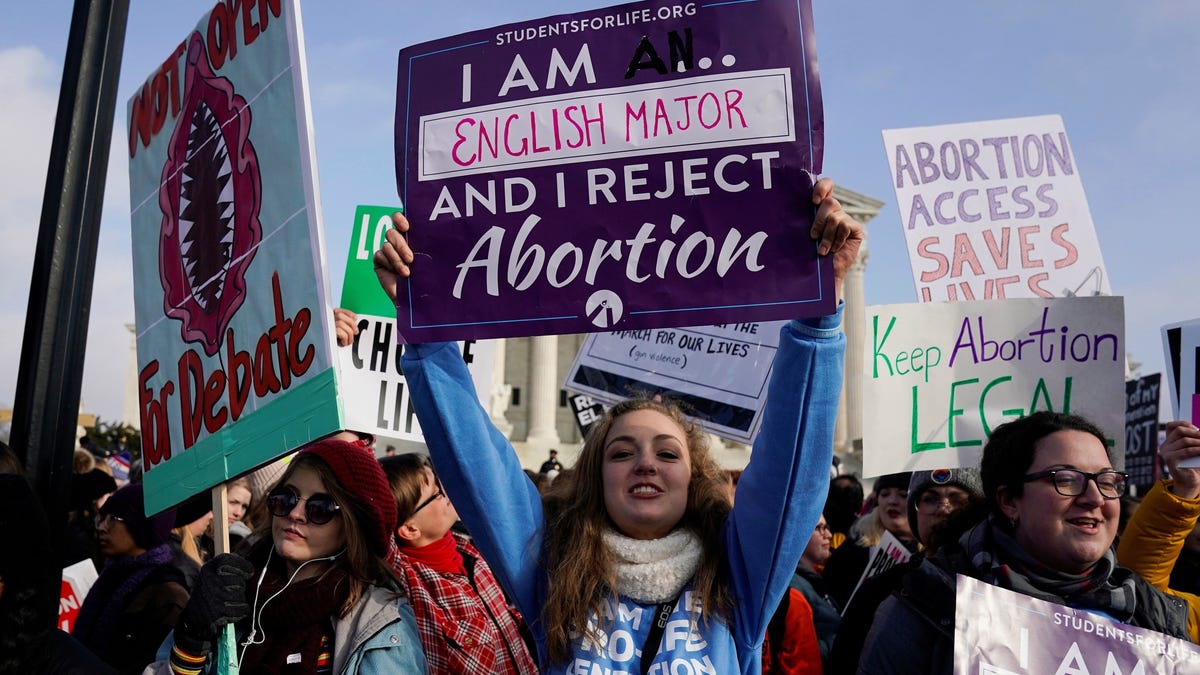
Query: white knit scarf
xmin=602 ymin=528 xmax=702 ymax=604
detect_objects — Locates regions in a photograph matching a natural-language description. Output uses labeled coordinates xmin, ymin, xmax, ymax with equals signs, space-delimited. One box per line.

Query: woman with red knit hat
xmin=159 ymin=436 xmax=428 ymax=674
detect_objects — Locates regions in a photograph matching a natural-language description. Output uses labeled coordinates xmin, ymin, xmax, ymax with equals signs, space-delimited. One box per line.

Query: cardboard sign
xmin=568 ymin=392 xmax=609 ymax=440
xmin=863 ymin=297 xmax=1125 ymax=477
xmin=128 ymin=0 xmax=342 ymax=513
xmin=843 ymin=530 xmax=911 ymax=614
xmin=1162 ymin=318 xmax=1200 ymax=469
xmin=392 ymin=0 xmax=831 ymax=342
xmin=565 ymin=320 xmax=785 ymax=443
xmin=59 ymin=558 xmax=98 ymax=632
xmin=1163 ymin=317 xmax=1200 ymax=422
xmin=1125 ymin=373 xmax=1161 ymax=491
xmin=337 ymin=206 xmax=495 ymax=453
xmin=954 ymin=574 xmax=1200 ymax=674
xmin=883 ymin=115 xmax=1110 ymax=303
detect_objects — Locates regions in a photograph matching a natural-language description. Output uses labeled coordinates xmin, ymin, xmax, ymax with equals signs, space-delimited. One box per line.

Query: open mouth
xmin=630 ymin=484 xmax=662 ymax=496
xmin=158 ymin=32 xmax=262 ymax=356
xmin=1066 ymin=517 xmax=1100 ymax=532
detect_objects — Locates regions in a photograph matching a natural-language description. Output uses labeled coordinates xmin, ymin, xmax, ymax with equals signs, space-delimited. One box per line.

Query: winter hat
xmin=247 ymin=456 xmax=290 ymax=503
xmin=173 ymin=490 xmax=214 ymax=528
xmin=296 ymin=439 xmax=397 ymax=557
xmin=872 ymin=472 xmax=912 ymax=495
xmin=100 ymin=483 xmax=176 ymax=550
xmin=70 ymin=468 xmax=118 ymax=511
xmin=906 ymin=467 xmax=984 ymax=540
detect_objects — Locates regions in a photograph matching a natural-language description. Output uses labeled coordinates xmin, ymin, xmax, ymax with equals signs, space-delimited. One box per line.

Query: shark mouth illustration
xmin=158 ymin=32 xmax=262 ymax=357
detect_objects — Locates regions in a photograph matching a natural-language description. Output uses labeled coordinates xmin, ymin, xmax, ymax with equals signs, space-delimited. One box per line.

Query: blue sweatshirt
xmin=401 ymin=307 xmax=843 ymax=675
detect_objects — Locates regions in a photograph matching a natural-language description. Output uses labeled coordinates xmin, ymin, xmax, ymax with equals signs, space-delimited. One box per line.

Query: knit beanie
xmin=100 ymin=483 xmax=176 ymax=550
xmin=296 ymin=439 xmax=397 ymax=557
xmin=872 ymin=472 xmax=912 ymax=494
xmin=906 ymin=467 xmax=984 ymax=540
xmin=70 ymin=468 xmax=118 ymax=511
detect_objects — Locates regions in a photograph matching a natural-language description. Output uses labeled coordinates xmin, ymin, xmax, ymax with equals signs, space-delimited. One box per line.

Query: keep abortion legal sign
xmin=392 ymin=0 xmax=831 ymax=342
xmin=863 ymin=296 xmax=1125 ymax=477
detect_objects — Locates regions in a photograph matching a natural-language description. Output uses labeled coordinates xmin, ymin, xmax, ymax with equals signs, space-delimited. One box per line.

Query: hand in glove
xmin=174 ymin=553 xmax=254 ymax=657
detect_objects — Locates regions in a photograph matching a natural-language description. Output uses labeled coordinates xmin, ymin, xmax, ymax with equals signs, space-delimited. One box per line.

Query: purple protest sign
xmin=955 ymin=575 xmax=1200 ymax=673
xmin=394 ymin=0 xmax=827 ymax=342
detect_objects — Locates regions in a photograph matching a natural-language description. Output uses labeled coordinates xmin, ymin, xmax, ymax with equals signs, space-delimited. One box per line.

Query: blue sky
xmin=1 ymin=1 xmax=1197 ymax=425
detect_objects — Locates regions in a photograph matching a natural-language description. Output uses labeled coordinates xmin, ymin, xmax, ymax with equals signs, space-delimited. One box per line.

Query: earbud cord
xmin=237 ymin=548 xmax=346 ymax=665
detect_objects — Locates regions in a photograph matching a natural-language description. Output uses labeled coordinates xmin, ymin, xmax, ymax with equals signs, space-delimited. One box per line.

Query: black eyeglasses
xmin=1022 ymin=468 xmax=1128 ymax=500
xmin=266 ymin=486 xmax=342 ymax=524
xmin=409 ymin=476 xmax=445 ymax=518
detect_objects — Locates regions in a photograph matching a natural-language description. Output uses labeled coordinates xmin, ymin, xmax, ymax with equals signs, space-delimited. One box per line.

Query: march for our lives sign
xmin=863 ymin=296 xmax=1125 ymax=477
xmin=393 ymin=0 xmax=830 ymax=342
xmin=564 ymin=320 xmax=786 ymax=444
xmin=882 ymin=115 xmax=1111 ymax=303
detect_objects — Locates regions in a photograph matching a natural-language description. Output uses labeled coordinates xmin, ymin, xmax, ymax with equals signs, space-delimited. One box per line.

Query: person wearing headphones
xmin=159 ymin=437 xmax=428 ymax=674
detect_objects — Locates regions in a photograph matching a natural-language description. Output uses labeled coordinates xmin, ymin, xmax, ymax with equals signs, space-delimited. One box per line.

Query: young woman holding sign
xmin=371 ymin=177 xmax=863 ymax=674
xmin=156 ymin=438 xmax=428 ymax=674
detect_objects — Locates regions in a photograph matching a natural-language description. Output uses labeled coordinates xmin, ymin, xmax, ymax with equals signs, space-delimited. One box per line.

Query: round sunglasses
xmin=266 ymin=486 xmax=342 ymax=524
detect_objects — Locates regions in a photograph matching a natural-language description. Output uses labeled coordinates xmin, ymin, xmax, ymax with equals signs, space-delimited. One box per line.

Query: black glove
xmin=174 ymin=553 xmax=254 ymax=656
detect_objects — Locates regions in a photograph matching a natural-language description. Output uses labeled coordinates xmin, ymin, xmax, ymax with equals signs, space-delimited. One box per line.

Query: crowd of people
xmin=2 ymin=178 xmax=1199 ymax=674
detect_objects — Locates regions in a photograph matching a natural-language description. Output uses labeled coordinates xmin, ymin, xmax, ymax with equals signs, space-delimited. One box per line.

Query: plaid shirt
xmin=388 ymin=532 xmax=539 ymax=674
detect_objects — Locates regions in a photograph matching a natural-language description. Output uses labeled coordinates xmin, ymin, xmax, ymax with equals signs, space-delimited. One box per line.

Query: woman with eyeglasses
xmin=72 ymin=483 xmax=189 ymax=674
xmin=372 ymin=178 xmax=862 ymax=673
xmin=157 ymin=438 xmax=428 ymax=674
xmin=826 ymin=468 xmax=985 ymax=674
xmin=859 ymin=411 xmax=1192 ymax=674
xmin=379 ymin=453 xmax=538 ymax=674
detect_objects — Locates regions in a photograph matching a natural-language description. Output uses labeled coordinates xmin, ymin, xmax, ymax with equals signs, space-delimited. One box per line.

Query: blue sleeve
xmin=724 ymin=305 xmax=844 ymax=653
xmin=400 ymin=342 xmax=547 ymax=641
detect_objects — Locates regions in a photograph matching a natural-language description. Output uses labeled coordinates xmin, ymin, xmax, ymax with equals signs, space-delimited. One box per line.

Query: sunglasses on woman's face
xmin=266 ymin=486 xmax=342 ymax=525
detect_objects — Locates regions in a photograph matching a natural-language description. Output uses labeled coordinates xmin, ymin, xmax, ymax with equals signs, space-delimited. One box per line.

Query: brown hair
xmin=378 ymin=453 xmax=433 ymax=526
xmin=254 ymin=453 xmax=400 ymax=617
xmin=73 ymin=449 xmax=96 ymax=474
xmin=540 ymin=398 xmax=733 ymax=664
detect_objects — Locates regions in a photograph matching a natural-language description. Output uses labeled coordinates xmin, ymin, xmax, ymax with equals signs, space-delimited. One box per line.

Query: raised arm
xmin=372 ymin=213 xmax=547 ymax=630
xmin=725 ymin=178 xmax=863 ymax=645
xmin=1116 ymin=420 xmax=1200 ymax=641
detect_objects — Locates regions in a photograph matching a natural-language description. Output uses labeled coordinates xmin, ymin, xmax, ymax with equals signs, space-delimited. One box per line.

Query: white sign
xmin=1162 ymin=317 xmax=1200 ymax=469
xmin=863 ymin=297 xmax=1125 ymax=477
xmin=336 ymin=316 xmax=495 ymax=454
xmin=843 ymin=530 xmax=912 ymax=614
xmin=565 ymin=321 xmax=786 ymax=443
xmin=883 ymin=115 xmax=1110 ymax=303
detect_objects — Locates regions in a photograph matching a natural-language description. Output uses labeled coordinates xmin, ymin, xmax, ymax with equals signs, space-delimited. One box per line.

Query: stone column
xmin=488 ymin=338 xmax=514 ymax=437
xmin=525 ymin=335 xmax=562 ymax=449
xmin=123 ymin=323 xmax=141 ymax=429
xmin=843 ymin=246 xmax=869 ymax=449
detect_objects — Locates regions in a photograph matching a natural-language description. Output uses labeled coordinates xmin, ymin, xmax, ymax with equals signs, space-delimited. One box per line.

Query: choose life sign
xmin=337 ymin=205 xmax=495 ymax=453
xmin=863 ymin=296 xmax=1125 ymax=477
xmin=392 ymin=0 xmax=830 ymax=342
xmin=882 ymin=115 xmax=1111 ymax=303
